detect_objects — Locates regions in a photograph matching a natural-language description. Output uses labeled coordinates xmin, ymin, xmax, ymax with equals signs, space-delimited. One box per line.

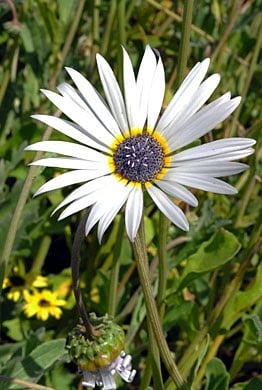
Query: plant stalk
xmin=71 ymin=212 xmax=96 ymax=339
xmin=133 ymin=218 xmax=187 ymax=389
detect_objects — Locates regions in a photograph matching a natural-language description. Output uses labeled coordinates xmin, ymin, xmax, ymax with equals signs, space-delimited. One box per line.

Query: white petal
xmin=156 ymin=179 xmax=198 ymax=207
xmin=97 ymin=184 xmax=131 ymax=242
xmin=96 ymin=55 xmax=129 ymax=134
xmin=171 ymin=173 xmax=237 ymax=194
xmin=57 ymin=83 xmax=88 ymax=110
xmin=172 ymin=161 xmax=248 ymax=177
xmin=29 ymin=157 xmax=107 ymax=170
xmin=125 ymin=185 xmax=143 ymax=241
xmin=167 ymin=95 xmax=241 ymax=150
xmin=162 ymin=74 xmax=220 ymax=136
xmin=53 ymin=175 xmax=113 ymax=213
xmin=31 ymin=115 xmax=109 ymax=152
xmin=41 ymin=89 xmax=115 ymax=147
xmin=172 ymin=138 xmax=256 ymax=162
xmin=146 ymin=184 xmax=189 ymax=231
xmin=147 ymin=55 xmax=165 ymax=130
xmin=25 ymin=141 xmax=109 ymax=161
xmin=34 ymin=169 xmax=109 ymax=196
xmin=58 ymin=191 xmax=103 ymax=220
xmin=122 ymin=47 xmax=139 ymax=129
xmin=83 ymin=180 xmax=132 ymax=241
xmin=65 ymin=67 xmax=122 ymax=137
xmin=157 ymin=58 xmax=210 ymax=134
xmin=136 ymin=45 xmax=157 ymax=128
xmin=57 ymin=176 xmax=121 ymax=220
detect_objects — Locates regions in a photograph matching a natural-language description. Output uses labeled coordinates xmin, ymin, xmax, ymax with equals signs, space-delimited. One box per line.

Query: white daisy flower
xmin=25 ymin=46 xmax=255 ymax=242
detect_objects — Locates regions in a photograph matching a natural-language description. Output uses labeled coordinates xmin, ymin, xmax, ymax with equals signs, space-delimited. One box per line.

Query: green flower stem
xmin=90 ymin=0 xmax=101 ymax=70
xmin=117 ymin=236 xmax=189 ymax=323
xmin=235 ymin=174 xmax=257 ymax=228
xmin=31 ymin=235 xmax=52 ymax=275
xmin=107 ymin=216 xmax=125 ymax=317
xmin=133 ymin=218 xmax=187 ymax=389
xmin=133 ymin=218 xmax=163 ymax=388
xmin=117 ymin=0 xmax=126 ymax=46
xmin=116 ymin=0 xmax=126 ymax=91
xmin=0 ymin=65 xmax=10 ymax=106
xmin=101 ymin=0 xmax=117 ymax=56
xmin=71 ymin=212 xmax=97 ymax=339
xmin=174 ymin=0 xmax=194 ymax=90
xmin=157 ymin=213 xmax=170 ymax=319
xmin=140 ymin=317 xmax=164 ymax=389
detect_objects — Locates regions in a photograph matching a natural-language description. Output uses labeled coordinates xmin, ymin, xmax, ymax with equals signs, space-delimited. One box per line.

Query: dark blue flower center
xmin=113 ymin=134 xmax=164 ymax=183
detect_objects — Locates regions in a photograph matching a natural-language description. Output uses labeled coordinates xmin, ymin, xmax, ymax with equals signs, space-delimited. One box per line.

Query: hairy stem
xmin=133 ymin=218 xmax=187 ymax=389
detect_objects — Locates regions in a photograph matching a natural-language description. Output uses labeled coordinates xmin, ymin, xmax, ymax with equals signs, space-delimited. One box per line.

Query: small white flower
xmin=81 ymin=351 xmax=136 ymax=389
xmin=26 ymin=46 xmax=255 ymax=242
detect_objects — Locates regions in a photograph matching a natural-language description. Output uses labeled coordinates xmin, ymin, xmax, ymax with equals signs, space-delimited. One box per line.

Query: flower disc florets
xmin=113 ymin=133 xmax=164 ymax=183
xmin=66 ymin=313 xmax=125 ymax=371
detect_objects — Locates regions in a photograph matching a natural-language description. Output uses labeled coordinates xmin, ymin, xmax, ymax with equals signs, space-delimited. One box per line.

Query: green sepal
xmin=66 ymin=313 xmax=125 ymax=371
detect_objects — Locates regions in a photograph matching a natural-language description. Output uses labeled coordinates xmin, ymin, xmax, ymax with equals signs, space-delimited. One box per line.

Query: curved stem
xmin=133 ymin=217 xmax=187 ymax=389
xmin=71 ymin=212 xmax=96 ymax=339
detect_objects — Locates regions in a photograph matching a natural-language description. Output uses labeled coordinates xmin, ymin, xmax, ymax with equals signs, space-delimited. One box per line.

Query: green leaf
xmin=222 ymin=263 xmax=262 ymax=330
xmin=243 ymin=313 xmax=262 ymax=345
xmin=178 ymin=228 xmax=241 ymax=290
xmin=5 ymin=339 xmax=66 ymax=386
xmin=231 ymin=378 xmax=262 ymax=390
xmin=229 ymin=304 xmax=262 ymax=379
xmin=58 ymin=0 xmax=76 ymax=25
xmin=204 ymin=358 xmax=230 ymax=390
xmin=20 ymin=23 xmax=34 ymax=53
xmin=243 ymin=378 xmax=262 ymax=390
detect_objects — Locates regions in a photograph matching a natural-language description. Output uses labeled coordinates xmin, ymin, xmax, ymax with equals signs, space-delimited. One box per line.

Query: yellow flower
xmin=32 ymin=275 xmax=49 ymax=288
xmin=23 ymin=289 xmax=66 ymax=321
xmin=3 ymin=274 xmax=48 ymax=302
xmin=90 ymin=287 xmax=100 ymax=304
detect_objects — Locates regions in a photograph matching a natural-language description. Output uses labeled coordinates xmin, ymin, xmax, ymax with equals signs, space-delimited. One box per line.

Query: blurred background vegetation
xmin=0 ymin=1 xmax=261 ymax=389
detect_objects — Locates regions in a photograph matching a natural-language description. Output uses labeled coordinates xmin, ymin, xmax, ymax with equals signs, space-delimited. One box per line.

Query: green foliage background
xmin=0 ymin=0 xmax=261 ymax=389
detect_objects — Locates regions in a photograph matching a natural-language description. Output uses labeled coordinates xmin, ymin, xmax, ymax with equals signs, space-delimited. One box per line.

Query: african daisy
xmin=25 ymin=46 xmax=255 ymax=242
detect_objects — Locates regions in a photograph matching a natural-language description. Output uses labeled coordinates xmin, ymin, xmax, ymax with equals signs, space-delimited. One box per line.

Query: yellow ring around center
xmin=108 ymin=128 xmax=171 ymax=186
